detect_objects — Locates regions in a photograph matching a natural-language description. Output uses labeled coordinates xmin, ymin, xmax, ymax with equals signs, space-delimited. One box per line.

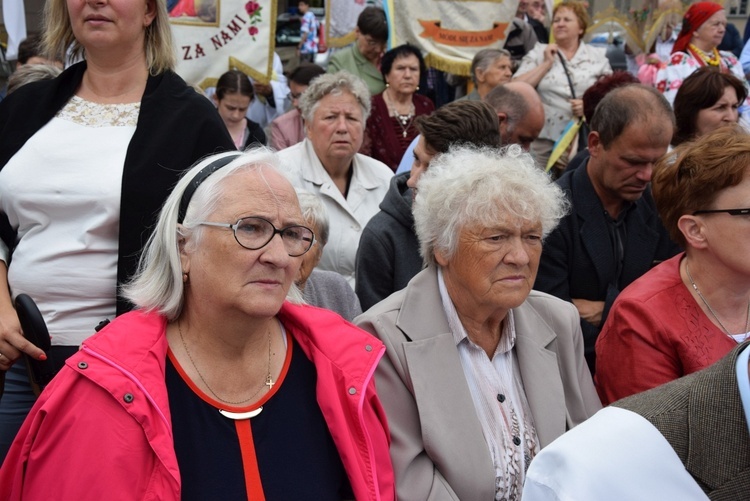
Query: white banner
xmin=169 ymin=0 xmax=276 ymax=87
xmin=326 ymin=0 xmax=368 ymax=48
xmin=3 ymin=0 xmax=27 ymax=60
xmin=385 ymin=0 xmax=519 ymax=76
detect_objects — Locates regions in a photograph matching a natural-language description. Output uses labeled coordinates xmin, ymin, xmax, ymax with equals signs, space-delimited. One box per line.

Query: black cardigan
xmin=0 ymin=62 xmax=234 ymax=315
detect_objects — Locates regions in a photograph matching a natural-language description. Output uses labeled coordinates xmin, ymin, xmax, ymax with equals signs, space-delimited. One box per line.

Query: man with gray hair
xmin=461 ymin=48 xmax=513 ymax=102
xmin=534 ymin=84 xmax=681 ymax=375
xmin=484 ymin=80 xmax=545 ymax=151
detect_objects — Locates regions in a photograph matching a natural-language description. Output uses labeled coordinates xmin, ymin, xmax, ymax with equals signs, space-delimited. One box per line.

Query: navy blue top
xmin=167 ymin=335 xmax=352 ymax=500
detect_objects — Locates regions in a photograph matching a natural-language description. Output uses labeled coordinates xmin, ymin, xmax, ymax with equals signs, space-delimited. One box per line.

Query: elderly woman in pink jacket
xmin=0 ymin=148 xmax=395 ymax=500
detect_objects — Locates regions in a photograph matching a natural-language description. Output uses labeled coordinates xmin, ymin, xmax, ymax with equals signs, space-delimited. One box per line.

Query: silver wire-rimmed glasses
xmin=196 ymin=216 xmax=315 ymax=257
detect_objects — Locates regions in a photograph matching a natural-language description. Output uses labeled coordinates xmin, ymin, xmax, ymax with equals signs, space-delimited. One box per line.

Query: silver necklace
xmin=383 ymin=89 xmax=415 ymax=138
xmin=177 ymin=321 xmax=274 ymax=405
xmin=686 ymin=263 xmax=750 ymax=337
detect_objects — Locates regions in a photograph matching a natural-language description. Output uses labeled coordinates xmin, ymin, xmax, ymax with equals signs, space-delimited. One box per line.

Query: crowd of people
xmin=0 ymin=0 xmax=749 ymax=499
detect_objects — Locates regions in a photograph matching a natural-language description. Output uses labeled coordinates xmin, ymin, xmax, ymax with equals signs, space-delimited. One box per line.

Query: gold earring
xmin=182 ymin=272 xmax=189 ymax=283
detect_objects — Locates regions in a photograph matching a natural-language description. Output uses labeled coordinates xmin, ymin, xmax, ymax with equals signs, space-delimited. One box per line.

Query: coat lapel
xmin=513 ymin=303 xmax=567 ymax=447
xmin=395 ymin=268 xmax=496 ymax=499
xmin=684 ymin=344 xmax=750 ymax=495
xmin=299 ymin=140 xmax=360 ymax=222
xmin=573 ymin=164 xmax=616 ymax=289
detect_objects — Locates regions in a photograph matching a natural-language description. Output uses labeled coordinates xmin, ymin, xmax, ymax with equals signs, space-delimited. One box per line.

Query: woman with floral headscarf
xmin=655 ymin=2 xmax=748 ymax=106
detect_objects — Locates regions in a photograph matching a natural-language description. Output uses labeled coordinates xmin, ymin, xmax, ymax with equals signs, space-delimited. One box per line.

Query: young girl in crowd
xmin=213 ymin=70 xmax=266 ymax=149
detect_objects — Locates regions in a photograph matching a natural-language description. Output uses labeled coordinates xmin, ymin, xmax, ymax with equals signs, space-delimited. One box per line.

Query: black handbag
xmin=15 ymin=294 xmax=56 ymax=396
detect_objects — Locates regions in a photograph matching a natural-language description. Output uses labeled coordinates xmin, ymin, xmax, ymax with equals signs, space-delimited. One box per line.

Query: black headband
xmin=177 ymin=153 xmax=242 ymax=224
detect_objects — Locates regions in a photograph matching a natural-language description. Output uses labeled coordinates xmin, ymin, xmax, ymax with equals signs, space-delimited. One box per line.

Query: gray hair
xmin=298 ymin=70 xmax=372 ymax=123
xmin=484 ymin=84 xmax=529 ymax=133
xmin=296 ymin=190 xmax=329 ymax=246
xmin=413 ymin=145 xmax=569 ymax=266
xmin=470 ymin=48 xmax=512 ymax=87
xmin=123 ymin=147 xmax=302 ymax=319
xmin=7 ymin=63 xmax=62 ymax=95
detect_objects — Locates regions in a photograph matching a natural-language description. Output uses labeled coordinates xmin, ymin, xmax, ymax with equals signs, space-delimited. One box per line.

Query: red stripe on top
xmin=236 ymin=420 xmax=265 ymax=501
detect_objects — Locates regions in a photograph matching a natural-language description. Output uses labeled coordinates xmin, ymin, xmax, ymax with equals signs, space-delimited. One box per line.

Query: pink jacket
xmin=0 ymin=304 xmax=395 ymax=500
xmin=270 ymin=108 xmax=305 ymax=151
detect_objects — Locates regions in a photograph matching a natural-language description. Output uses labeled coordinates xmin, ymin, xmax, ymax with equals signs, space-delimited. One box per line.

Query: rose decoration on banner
xmin=245 ymin=1 xmax=262 ymax=40
xmin=169 ymin=0 xmax=275 ymax=89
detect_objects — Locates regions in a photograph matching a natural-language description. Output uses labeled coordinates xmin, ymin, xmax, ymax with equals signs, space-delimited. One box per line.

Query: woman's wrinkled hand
xmin=0 ymin=305 xmax=46 ymax=371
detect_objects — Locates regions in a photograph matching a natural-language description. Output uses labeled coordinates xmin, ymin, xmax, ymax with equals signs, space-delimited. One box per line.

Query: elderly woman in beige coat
xmin=356 ymin=145 xmax=600 ymax=501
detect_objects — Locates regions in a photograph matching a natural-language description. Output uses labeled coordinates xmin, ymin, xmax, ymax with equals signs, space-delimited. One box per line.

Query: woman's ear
xmin=678 ymin=215 xmax=708 ymax=250
xmin=475 ymin=67 xmax=486 ymax=85
xmin=434 ymin=249 xmax=450 ymax=267
xmin=178 ymin=226 xmax=191 ymax=274
xmin=143 ymin=0 xmax=157 ymax=28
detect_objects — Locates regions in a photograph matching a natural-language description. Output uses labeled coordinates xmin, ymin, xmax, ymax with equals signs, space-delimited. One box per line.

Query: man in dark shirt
xmin=534 ymin=84 xmax=681 ymax=374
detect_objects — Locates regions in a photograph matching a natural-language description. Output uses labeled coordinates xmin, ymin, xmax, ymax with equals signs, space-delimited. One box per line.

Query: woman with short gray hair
xmin=357 ymin=144 xmax=600 ymax=500
xmin=414 ymin=145 xmax=568 ymax=267
xmin=278 ymin=71 xmax=392 ymax=288
xmin=298 ymin=70 xmax=372 ymax=124
xmin=465 ymin=48 xmax=513 ymax=101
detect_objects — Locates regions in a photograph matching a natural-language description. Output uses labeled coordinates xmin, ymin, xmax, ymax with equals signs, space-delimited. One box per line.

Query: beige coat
xmin=356 ymin=266 xmax=601 ymax=500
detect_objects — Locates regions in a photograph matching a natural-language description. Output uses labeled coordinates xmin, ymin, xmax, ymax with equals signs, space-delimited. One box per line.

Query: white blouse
xmin=0 ymin=96 xmax=136 ymax=346
xmin=516 ymin=42 xmax=612 ymax=142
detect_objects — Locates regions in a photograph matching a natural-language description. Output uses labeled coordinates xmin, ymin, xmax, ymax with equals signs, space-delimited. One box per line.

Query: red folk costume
xmin=654 ymin=2 xmax=748 ymax=105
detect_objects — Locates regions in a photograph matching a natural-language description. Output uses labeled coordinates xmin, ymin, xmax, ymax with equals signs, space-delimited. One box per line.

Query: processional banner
xmin=326 ymin=0 xmax=369 ymax=49
xmin=384 ymin=0 xmax=519 ymax=76
xmin=168 ymin=0 xmax=276 ymax=87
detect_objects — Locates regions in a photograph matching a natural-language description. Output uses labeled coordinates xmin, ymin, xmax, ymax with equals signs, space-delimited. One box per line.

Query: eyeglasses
xmin=362 ymin=36 xmax=385 ymax=48
xmin=197 ymin=216 xmax=315 ymax=257
xmin=692 ymin=208 xmax=750 ymax=216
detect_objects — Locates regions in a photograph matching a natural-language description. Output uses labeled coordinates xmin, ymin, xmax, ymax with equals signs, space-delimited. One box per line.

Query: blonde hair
xmin=43 ymin=0 xmax=176 ymax=74
xmin=553 ymin=1 xmax=590 ymax=40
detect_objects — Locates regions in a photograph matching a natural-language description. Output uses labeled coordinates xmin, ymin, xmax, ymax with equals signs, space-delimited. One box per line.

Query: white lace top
xmin=0 ymin=96 xmax=138 ymax=346
xmin=437 ymin=268 xmax=539 ymax=501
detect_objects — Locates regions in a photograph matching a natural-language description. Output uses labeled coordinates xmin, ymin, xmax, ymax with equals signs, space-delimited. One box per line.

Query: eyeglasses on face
xmin=362 ymin=36 xmax=385 ymax=48
xmin=197 ymin=216 xmax=315 ymax=257
xmin=692 ymin=208 xmax=750 ymax=216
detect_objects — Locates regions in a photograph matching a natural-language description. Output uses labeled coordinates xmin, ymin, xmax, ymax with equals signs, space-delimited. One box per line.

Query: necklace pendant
xmin=402 ymin=130 xmax=407 ymax=138
xmin=265 ymin=375 xmax=274 ymax=389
